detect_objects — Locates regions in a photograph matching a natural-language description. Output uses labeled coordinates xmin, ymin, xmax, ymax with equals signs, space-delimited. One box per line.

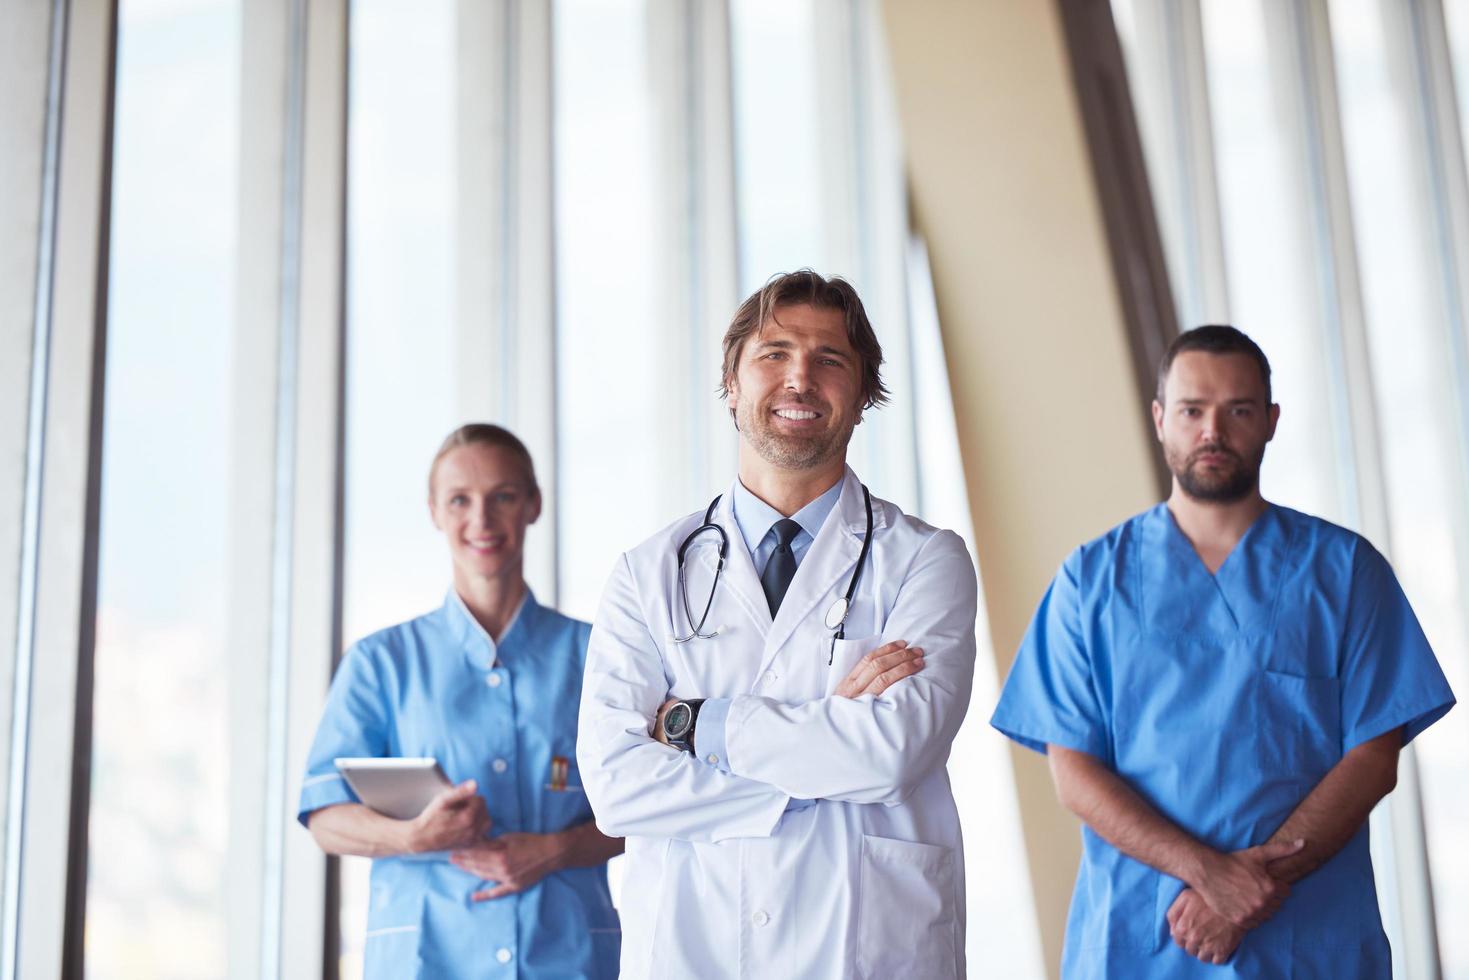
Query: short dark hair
xmin=429 ymin=423 xmax=539 ymax=498
xmin=1157 ymin=325 xmax=1273 ymax=404
xmin=718 ymin=269 xmax=889 ymax=414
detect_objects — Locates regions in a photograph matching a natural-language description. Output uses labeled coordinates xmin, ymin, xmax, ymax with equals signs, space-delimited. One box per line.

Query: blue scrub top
xmin=992 ymin=504 xmax=1454 ymax=979
xmin=299 ymin=591 xmax=620 ymax=980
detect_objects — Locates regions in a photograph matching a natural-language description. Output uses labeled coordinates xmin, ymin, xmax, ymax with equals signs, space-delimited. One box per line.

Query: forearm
xmin=1048 ymin=745 xmax=1214 ymax=886
xmin=555 ymin=819 xmax=625 ymax=869
xmin=1263 ymin=727 xmax=1402 ymax=883
xmin=308 ymin=803 xmax=413 ymax=858
xmin=577 ymin=701 xmax=789 ymax=841
xmin=720 ymin=672 xmax=970 ymax=804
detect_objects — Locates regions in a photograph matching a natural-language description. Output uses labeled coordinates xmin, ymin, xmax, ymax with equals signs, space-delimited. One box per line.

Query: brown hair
xmin=428 ymin=423 xmax=540 ymax=498
xmin=1157 ymin=325 xmax=1273 ymax=404
xmin=718 ymin=269 xmax=889 ymax=414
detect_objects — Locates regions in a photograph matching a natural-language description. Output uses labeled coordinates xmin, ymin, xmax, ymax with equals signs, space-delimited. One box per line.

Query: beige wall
xmin=881 ymin=1 xmax=1160 ymax=975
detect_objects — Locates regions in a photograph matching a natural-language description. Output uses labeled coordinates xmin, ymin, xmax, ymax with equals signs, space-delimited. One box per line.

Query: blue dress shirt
xmin=694 ymin=477 xmax=844 ymax=787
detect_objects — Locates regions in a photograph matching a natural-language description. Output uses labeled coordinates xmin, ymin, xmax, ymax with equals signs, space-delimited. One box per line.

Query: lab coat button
xmin=485 ymin=672 xmax=502 ymax=688
xmin=492 ymin=758 xmax=508 ymax=774
xmin=762 ymin=670 xmax=776 ymax=686
xmin=752 ymin=909 xmax=770 ymax=927
xmin=705 ymin=754 xmax=719 ymax=765
xmin=496 ymin=947 xmax=512 ymax=964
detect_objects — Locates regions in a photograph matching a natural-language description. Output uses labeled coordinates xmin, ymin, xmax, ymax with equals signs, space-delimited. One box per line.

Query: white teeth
xmin=775 ymin=409 xmax=818 ymax=420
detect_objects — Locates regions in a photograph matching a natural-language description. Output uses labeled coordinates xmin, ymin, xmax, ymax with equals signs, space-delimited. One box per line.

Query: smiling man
xmin=992 ymin=326 xmax=1455 ymax=977
xmin=577 ymin=270 xmax=978 ymax=979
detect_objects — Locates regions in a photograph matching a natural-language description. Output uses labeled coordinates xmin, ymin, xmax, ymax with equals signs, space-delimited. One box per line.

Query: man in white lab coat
xmin=577 ymin=270 xmax=977 ymax=979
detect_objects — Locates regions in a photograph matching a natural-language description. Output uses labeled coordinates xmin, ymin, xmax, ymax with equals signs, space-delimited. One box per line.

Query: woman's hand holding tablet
xmin=402 ymin=779 xmax=491 ymax=852
xmin=334 ymin=757 xmax=489 ymax=851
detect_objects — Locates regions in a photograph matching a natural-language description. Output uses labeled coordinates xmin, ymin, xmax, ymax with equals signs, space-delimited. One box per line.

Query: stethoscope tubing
xmin=670 ymin=485 xmax=874 ymax=651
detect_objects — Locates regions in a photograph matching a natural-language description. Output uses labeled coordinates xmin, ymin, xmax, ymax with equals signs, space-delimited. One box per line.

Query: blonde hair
xmin=428 ymin=423 xmax=539 ymax=498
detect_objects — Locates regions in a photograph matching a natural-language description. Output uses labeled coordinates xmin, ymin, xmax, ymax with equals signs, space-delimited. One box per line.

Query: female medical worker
xmin=298 ymin=424 xmax=622 ymax=979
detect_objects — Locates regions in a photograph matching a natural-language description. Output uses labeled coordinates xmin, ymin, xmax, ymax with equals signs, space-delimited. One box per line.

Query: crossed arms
xmin=577 ymin=529 xmax=977 ymax=842
xmin=1048 ymin=726 xmax=1403 ymax=964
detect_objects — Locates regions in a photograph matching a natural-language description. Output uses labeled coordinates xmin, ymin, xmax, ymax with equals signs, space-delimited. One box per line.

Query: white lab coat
xmin=577 ymin=467 xmax=976 ymax=979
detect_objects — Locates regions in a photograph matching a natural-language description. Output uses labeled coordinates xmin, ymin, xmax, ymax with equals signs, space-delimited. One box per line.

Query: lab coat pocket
xmin=856 ymin=835 xmax=959 ymax=979
xmin=825 ymin=636 xmax=878 ymax=695
xmin=1258 ymin=669 xmax=1341 ymax=777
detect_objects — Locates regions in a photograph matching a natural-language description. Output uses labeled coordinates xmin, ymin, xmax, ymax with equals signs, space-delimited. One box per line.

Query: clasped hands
xmin=1167 ymin=838 xmax=1305 ymax=964
xmin=401 ymin=778 xmax=567 ymax=902
xmin=652 ymin=639 xmax=925 ymax=744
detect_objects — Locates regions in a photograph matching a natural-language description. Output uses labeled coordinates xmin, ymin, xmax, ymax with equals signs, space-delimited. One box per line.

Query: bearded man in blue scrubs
xmin=992 ymin=325 xmax=1455 ymax=977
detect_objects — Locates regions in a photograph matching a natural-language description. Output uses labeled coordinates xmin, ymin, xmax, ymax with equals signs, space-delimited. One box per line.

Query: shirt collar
xmin=731 ymin=475 xmax=845 ymax=558
xmin=443 ymin=587 xmax=535 ymax=669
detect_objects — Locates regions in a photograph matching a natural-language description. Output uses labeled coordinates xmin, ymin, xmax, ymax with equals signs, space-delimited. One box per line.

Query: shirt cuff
xmin=693 ymin=698 xmax=733 ymax=772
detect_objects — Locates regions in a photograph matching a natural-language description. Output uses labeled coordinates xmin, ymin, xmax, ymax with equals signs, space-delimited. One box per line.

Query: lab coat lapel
xmin=760 ymin=470 xmax=880 ymax=667
xmin=695 ymin=490 xmax=771 ymax=640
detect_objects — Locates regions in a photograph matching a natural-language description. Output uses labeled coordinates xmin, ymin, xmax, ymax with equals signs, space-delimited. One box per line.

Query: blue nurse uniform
xmin=299 ymin=591 xmax=620 ymax=979
xmin=991 ymin=503 xmax=1454 ymax=978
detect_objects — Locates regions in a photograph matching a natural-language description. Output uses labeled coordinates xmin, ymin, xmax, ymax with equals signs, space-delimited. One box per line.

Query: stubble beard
xmin=1166 ymin=441 xmax=1263 ymax=503
xmin=736 ymin=396 xmax=854 ymax=471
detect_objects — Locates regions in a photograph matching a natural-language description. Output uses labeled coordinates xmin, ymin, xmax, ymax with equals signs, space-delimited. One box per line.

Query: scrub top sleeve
xmin=990 ymin=553 xmax=1109 ymax=759
xmin=1339 ymin=542 xmax=1456 ymax=751
xmin=297 ymin=642 xmax=393 ymax=826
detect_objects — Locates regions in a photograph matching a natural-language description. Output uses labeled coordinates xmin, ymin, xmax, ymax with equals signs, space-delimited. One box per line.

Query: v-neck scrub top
xmin=298 ymin=591 xmax=620 ymax=980
xmin=992 ymin=504 xmax=1454 ymax=979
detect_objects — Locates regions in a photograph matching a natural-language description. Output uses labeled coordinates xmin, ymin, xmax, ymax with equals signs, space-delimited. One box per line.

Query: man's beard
xmin=1166 ymin=441 xmax=1262 ymax=503
xmin=736 ymin=396 xmax=854 ymax=471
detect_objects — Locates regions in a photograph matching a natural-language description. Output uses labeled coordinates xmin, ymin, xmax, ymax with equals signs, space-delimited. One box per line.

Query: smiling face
xmin=726 ymin=302 xmax=864 ymax=473
xmin=1153 ymin=350 xmax=1280 ymax=503
xmin=429 ymin=443 xmax=541 ymax=585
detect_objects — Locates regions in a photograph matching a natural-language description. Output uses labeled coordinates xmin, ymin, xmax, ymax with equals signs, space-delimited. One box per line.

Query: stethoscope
xmin=672 ymin=485 xmax=874 ymax=665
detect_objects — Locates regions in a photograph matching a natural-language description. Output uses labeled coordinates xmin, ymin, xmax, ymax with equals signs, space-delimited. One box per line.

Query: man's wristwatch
xmin=660 ymin=698 xmax=706 ymax=754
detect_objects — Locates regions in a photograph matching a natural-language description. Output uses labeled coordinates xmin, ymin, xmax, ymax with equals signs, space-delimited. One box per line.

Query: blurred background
xmin=2 ymin=0 xmax=1467 ymax=977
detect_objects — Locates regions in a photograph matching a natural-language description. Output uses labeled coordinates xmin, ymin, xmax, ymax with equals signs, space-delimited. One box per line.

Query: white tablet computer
xmin=334 ymin=757 xmax=453 ymax=820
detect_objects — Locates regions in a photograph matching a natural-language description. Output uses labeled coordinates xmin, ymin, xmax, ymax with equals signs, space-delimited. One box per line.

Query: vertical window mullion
xmin=0 ymin=0 xmax=60 ymax=970
xmin=2 ymin=0 xmax=117 ymax=976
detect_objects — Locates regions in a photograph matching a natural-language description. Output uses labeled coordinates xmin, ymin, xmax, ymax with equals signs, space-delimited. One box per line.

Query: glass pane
xmin=553 ymin=0 xmax=671 ymax=622
xmin=339 ymin=1 xmax=458 ymax=974
xmin=1201 ymin=0 xmax=1350 ymax=522
xmin=1334 ymin=2 xmax=1469 ymax=974
xmin=86 ymin=1 xmax=240 ymax=976
xmin=730 ymin=0 xmax=832 ymax=292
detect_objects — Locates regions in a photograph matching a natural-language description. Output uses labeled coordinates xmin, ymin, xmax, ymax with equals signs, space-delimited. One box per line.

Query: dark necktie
xmin=760 ymin=519 xmax=803 ymax=616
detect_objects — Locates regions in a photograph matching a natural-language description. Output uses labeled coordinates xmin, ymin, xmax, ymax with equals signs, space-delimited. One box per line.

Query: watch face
xmin=664 ymin=703 xmax=692 ymax=740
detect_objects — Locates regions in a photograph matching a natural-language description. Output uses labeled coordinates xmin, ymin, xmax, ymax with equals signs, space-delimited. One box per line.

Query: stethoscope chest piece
xmin=824 ymin=597 xmax=849 ymax=631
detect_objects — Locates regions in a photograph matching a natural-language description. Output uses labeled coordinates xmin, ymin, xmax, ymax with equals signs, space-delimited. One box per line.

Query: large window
xmin=86 ymin=0 xmax=240 ymax=975
xmin=554 ymin=0 xmax=671 ymax=622
xmin=7 ymin=2 xmax=1046 ymax=976
xmin=340 ymin=1 xmax=459 ymax=972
